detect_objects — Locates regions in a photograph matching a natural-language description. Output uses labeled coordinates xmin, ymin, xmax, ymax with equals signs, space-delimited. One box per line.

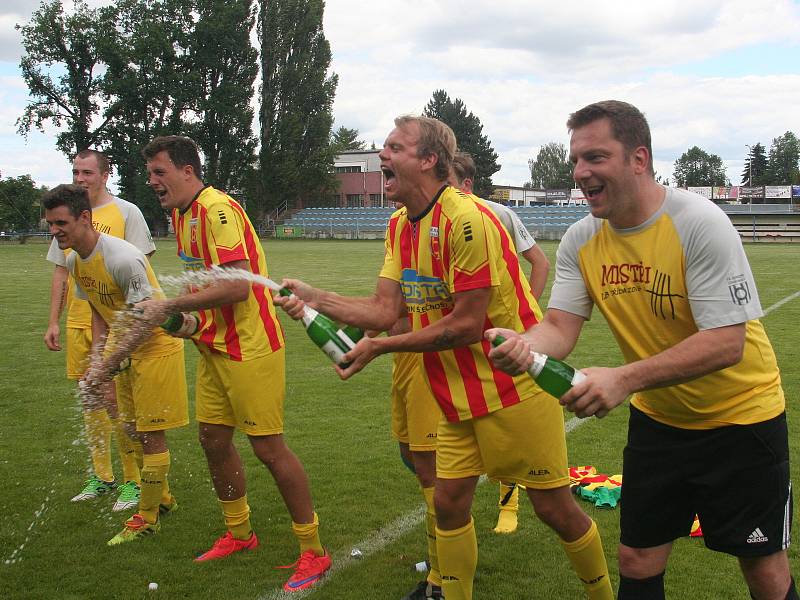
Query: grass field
xmin=0 ymin=238 xmax=798 ymax=599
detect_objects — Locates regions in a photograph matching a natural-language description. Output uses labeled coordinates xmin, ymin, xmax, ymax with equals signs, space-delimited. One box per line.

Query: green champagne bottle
xmin=160 ymin=312 xmax=199 ymax=336
xmin=491 ymin=334 xmax=586 ymax=398
xmin=278 ymin=288 xmax=363 ymax=367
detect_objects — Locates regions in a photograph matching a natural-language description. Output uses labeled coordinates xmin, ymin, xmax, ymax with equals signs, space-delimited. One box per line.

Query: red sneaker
xmin=194 ymin=531 xmax=258 ymax=562
xmin=281 ymin=549 xmax=332 ymax=592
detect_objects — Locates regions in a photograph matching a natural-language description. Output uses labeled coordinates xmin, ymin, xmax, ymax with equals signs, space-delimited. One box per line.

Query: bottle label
xmin=176 ymin=313 xmax=199 ymax=336
xmin=571 ymin=370 xmax=587 ymax=385
xmin=529 ymin=352 xmax=546 ymax=378
xmin=320 ymin=339 xmax=347 ymax=364
xmin=336 ymin=328 xmax=359 ymax=350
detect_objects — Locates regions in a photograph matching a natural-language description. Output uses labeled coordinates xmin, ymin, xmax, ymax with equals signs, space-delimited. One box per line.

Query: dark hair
xmin=567 ymin=100 xmax=654 ymax=175
xmin=42 ymin=184 xmax=92 ymax=218
xmin=452 ymin=151 xmax=476 ymax=184
xmin=142 ymin=135 xmax=203 ymax=179
xmin=394 ymin=115 xmax=456 ymax=181
xmin=74 ymin=149 xmax=111 ymax=174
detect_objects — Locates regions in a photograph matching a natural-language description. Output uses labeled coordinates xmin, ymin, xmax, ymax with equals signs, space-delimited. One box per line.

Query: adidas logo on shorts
xmin=746 ymin=528 xmax=769 ymax=544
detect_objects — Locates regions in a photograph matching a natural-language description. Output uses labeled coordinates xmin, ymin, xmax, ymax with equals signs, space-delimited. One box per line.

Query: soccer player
xmin=44 ymin=149 xmax=154 ymax=512
xmin=488 ymin=100 xmax=796 ymax=600
xmin=452 ymin=151 xmax=550 ymax=534
xmin=134 ymin=135 xmax=330 ymax=592
xmin=275 ymin=116 xmax=613 ymax=600
xmin=43 ymin=183 xmax=188 ymax=546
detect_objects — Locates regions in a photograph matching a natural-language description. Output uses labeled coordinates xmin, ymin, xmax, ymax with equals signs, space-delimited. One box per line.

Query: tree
xmin=423 ymin=90 xmax=500 ymax=198
xmin=672 ymin=146 xmax=727 ymax=187
xmin=16 ymin=0 xmax=119 ymax=155
xmin=331 ymin=126 xmax=366 ymax=152
xmin=741 ymin=143 xmax=768 ymax=186
xmin=0 ymin=176 xmax=44 ymax=232
xmin=528 ymin=142 xmax=573 ymax=189
xmin=100 ymin=0 xmax=196 ymax=231
xmin=185 ymin=0 xmax=259 ymax=196
xmin=765 ymin=132 xmax=800 ymax=185
xmin=259 ymin=0 xmax=338 ymax=212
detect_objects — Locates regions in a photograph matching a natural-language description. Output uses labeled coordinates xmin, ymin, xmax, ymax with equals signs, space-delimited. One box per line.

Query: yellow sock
xmin=560 ymin=520 xmax=614 ymax=600
xmin=436 ymin=517 xmax=477 ymax=600
xmin=422 ymin=486 xmax=441 ymax=586
xmin=292 ymin=512 xmax=324 ymax=556
xmin=494 ymin=483 xmax=519 ymax=534
xmin=133 ymin=439 xmax=144 ymax=471
xmin=140 ymin=451 xmax=170 ymax=525
xmin=112 ymin=419 xmax=140 ymax=484
xmin=220 ymin=496 xmax=252 ymax=540
xmin=83 ymin=408 xmax=114 ymax=482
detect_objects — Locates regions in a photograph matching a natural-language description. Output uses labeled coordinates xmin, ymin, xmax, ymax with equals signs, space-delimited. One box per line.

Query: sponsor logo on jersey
xmin=178 ymin=250 xmax=205 ymax=271
xmin=645 ymin=270 xmax=685 ymax=320
xmin=400 ymin=268 xmax=452 ymax=312
xmin=601 ymin=261 xmax=652 ymax=286
xmin=93 ymin=221 xmax=112 ymax=234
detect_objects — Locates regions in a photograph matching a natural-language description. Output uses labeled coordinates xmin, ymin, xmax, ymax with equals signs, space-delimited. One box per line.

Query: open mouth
xmin=585 ymin=185 xmax=604 ymax=199
xmin=381 ymin=167 xmax=395 ymax=188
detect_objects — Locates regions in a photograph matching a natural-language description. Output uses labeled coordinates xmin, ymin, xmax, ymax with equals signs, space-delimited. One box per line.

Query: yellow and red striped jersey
xmin=173 ymin=186 xmax=284 ymax=361
xmin=380 ymin=186 xmax=543 ymax=422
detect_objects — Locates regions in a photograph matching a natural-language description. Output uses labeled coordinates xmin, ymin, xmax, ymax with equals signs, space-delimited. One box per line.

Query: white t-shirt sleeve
xmin=548 ymin=220 xmax=595 ymax=319
xmin=65 ymin=253 xmax=87 ymax=300
xmin=675 ymin=197 xmax=763 ymax=329
xmin=104 ymin=237 xmax=154 ymax=305
xmin=46 ymin=238 xmax=68 ymax=267
xmin=117 ymin=198 xmax=156 ymax=255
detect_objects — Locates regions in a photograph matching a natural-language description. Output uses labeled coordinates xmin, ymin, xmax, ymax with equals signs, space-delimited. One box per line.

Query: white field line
xmin=257 ymin=288 xmax=800 ymax=599
xmin=764 ymin=290 xmax=800 ymax=316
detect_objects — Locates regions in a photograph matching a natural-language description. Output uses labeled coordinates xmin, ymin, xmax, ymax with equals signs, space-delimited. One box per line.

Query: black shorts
xmin=620 ymin=406 xmax=792 ymax=557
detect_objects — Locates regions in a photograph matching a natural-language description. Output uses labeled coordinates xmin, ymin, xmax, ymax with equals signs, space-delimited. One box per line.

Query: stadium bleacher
xmin=283 ymin=205 xmax=592 ymax=239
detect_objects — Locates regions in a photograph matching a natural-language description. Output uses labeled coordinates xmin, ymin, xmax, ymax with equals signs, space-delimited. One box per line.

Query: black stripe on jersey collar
xmin=180 ymin=184 xmax=211 ymax=215
xmin=409 ymin=185 xmax=448 ymax=223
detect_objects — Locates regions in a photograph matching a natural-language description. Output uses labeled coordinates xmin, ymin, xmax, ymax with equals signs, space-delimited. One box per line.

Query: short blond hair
xmin=394 ymin=115 xmax=456 ymax=181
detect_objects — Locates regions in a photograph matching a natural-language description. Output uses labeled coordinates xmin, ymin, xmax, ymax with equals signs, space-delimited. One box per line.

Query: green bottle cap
xmin=491 ymin=334 xmax=507 ymax=346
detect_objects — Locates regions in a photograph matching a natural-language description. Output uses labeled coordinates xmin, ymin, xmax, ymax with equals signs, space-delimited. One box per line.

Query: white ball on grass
xmin=148 ymin=582 xmax=158 ymax=591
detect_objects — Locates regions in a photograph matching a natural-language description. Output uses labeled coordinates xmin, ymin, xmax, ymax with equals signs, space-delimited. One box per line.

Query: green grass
xmin=0 ymin=239 xmax=798 ymax=599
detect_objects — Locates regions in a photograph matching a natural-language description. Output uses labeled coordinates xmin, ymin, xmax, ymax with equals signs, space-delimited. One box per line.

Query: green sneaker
xmin=107 ymin=513 xmax=160 ymax=546
xmin=159 ymin=497 xmax=178 ymax=516
xmin=71 ymin=475 xmax=117 ymax=502
xmin=112 ymin=481 xmax=141 ymax=512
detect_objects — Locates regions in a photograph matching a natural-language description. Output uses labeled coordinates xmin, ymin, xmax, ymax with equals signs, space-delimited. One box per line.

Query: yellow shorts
xmin=391 ymin=352 xmax=440 ymax=451
xmin=116 ymin=350 xmax=189 ymax=432
xmin=195 ymin=348 xmax=285 ymax=436
xmin=436 ymin=391 xmax=569 ymax=489
xmin=66 ymin=327 xmax=92 ymax=380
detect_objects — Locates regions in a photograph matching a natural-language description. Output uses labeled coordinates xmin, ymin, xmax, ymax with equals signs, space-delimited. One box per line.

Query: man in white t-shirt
xmin=488 ymin=100 xmax=795 ymax=600
xmin=44 ymin=149 xmax=155 ymax=512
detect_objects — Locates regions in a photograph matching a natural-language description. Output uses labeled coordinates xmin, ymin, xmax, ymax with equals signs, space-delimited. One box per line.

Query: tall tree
xmin=765 ymin=132 xmax=800 ymax=185
xmin=331 ymin=126 xmax=366 ymax=152
xmin=672 ymin=146 xmax=728 ymax=187
xmin=528 ymin=142 xmax=573 ymax=189
xmin=741 ymin=143 xmax=768 ymax=186
xmin=185 ymin=0 xmax=259 ymax=196
xmin=16 ymin=0 xmax=118 ymax=155
xmin=423 ymin=90 xmax=500 ymax=198
xmin=259 ymin=0 xmax=338 ymax=212
xmin=101 ymin=0 xmax=195 ymax=230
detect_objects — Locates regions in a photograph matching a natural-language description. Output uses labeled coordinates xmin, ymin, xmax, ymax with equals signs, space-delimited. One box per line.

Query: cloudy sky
xmin=1 ymin=0 xmax=800 ymax=192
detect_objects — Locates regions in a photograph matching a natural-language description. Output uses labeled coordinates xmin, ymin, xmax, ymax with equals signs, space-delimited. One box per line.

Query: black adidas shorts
xmin=620 ymin=406 xmax=792 ymax=557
